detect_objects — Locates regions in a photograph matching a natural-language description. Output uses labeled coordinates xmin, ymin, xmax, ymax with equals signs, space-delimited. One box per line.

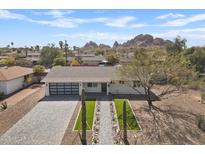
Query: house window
xmin=87 ymin=83 xmax=98 ymax=87
xmin=93 ymin=83 xmax=97 ymax=87
xmin=87 ymin=83 xmax=92 ymax=87
xmin=119 ymin=81 xmax=124 ymax=84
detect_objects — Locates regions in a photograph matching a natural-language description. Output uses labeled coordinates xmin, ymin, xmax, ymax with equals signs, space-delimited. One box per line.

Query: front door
xmin=101 ymin=83 xmax=107 ymax=93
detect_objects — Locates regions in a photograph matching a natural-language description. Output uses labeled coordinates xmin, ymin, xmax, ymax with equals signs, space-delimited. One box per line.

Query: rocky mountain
xmin=113 ymin=41 xmax=120 ymax=48
xmin=83 ymin=41 xmax=98 ymax=48
xmin=99 ymin=44 xmax=111 ymax=49
xmin=81 ymin=34 xmax=172 ymax=50
xmin=113 ymin=34 xmax=171 ymax=48
xmin=82 ymin=41 xmax=111 ymax=50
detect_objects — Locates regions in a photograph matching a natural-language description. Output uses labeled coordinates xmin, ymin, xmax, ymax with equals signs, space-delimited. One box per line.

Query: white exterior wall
xmin=45 ymin=82 xmax=49 ymax=96
xmin=82 ymin=61 xmax=100 ymax=66
xmin=84 ymin=83 xmax=102 ymax=93
xmin=79 ymin=82 xmax=83 ymax=96
xmin=109 ymin=83 xmax=145 ymax=95
xmin=6 ymin=77 xmax=25 ymax=94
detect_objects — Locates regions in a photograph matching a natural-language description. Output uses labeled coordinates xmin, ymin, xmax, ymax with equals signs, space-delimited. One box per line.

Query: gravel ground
xmin=0 ymin=97 xmax=78 ymax=145
xmin=98 ymin=100 xmax=114 ymax=145
xmin=129 ymin=87 xmax=205 ymax=144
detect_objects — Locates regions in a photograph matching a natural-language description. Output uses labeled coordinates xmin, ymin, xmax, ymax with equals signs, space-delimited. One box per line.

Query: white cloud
xmin=43 ymin=10 xmax=74 ymax=18
xmin=153 ymin=27 xmax=205 ymax=38
xmin=163 ymin=13 xmax=205 ymax=26
xmin=104 ymin=16 xmax=136 ymax=27
xmin=156 ymin=13 xmax=185 ymax=20
xmin=152 ymin=27 xmax=205 ymax=46
xmin=0 ymin=10 xmax=139 ymax=28
xmin=31 ymin=18 xmax=78 ymax=28
xmin=52 ymin=32 xmax=134 ymax=45
xmin=0 ymin=9 xmax=29 ymax=20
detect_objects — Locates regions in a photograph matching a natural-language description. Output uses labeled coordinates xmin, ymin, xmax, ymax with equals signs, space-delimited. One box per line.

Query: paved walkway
xmin=98 ymin=100 xmax=114 ymax=145
xmin=0 ymin=97 xmax=78 ymax=145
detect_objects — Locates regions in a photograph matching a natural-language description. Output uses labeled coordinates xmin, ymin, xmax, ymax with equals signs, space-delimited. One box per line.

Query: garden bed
xmin=114 ymin=99 xmax=140 ymax=130
xmin=74 ymin=99 xmax=96 ymax=130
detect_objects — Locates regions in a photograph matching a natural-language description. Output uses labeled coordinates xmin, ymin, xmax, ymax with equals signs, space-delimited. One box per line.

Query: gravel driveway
xmin=0 ymin=96 xmax=78 ymax=145
xmin=98 ymin=100 xmax=114 ymax=145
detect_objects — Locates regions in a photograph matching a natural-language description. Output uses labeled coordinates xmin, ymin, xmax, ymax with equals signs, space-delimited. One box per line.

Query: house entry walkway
xmin=98 ymin=99 xmax=114 ymax=145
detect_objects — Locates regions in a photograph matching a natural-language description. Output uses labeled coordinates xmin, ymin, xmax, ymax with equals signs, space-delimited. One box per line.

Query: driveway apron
xmin=0 ymin=98 xmax=78 ymax=145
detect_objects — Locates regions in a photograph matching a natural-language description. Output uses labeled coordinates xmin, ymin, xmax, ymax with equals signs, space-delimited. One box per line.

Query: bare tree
xmin=120 ymin=50 xmax=192 ymax=110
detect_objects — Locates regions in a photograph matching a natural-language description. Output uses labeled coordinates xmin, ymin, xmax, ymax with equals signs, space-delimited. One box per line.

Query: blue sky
xmin=0 ymin=9 xmax=205 ymax=48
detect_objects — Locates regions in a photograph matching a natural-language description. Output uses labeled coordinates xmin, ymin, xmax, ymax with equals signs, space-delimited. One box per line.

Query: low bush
xmin=201 ymin=91 xmax=205 ymax=104
xmin=0 ymin=101 xmax=7 ymax=111
xmin=0 ymin=92 xmax=5 ymax=101
xmin=187 ymin=79 xmax=205 ymax=90
xmin=197 ymin=115 xmax=205 ymax=131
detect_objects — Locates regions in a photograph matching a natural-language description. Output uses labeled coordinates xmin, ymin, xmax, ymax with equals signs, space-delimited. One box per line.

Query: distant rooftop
xmin=67 ymin=55 xmax=106 ymax=62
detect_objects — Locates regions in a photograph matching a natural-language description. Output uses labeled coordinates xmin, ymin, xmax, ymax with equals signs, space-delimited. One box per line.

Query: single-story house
xmin=42 ymin=66 xmax=145 ymax=96
xmin=67 ymin=55 xmax=107 ymax=66
xmin=0 ymin=66 xmax=33 ymax=95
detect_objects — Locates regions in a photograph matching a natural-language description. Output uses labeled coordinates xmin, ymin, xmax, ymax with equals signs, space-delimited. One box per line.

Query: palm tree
xmin=35 ymin=45 xmax=40 ymax=52
xmin=10 ymin=42 xmax=14 ymax=51
xmin=64 ymin=40 xmax=69 ymax=66
xmin=59 ymin=41 xmax=64 ymax=49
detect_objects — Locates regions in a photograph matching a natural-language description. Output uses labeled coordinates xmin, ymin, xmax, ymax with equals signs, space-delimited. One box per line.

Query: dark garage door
xmin=49 ymin=83 xmax=79 ymax=95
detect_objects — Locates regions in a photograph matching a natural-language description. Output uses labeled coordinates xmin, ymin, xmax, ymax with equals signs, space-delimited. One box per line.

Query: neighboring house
xmin=42 ymin=66 xmax=145 ymax=96
xmin=67 ymin=54 xmax=107 ymax=66
xmin=25 ymin=52 xmax=41 ymax=64
xmin=0 ymin=66 xmax=33 ymax=95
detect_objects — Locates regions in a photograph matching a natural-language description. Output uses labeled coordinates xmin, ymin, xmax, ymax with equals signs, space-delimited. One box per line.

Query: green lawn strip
xmin=74 ymin=99 xmax=96 ymax=130
xmin=114 ymin=99 xmax=140 ymax=130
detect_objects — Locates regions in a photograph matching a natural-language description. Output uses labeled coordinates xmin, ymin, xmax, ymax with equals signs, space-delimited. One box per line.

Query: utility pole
xmin=65 ymin=40 xmax=68 ymax=66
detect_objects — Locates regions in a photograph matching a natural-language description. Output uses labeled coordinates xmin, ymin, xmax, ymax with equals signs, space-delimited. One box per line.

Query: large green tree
xmin=106 ymin=53 xmax=119 ymax=65
xmin=183 ymin=47 xmax=205 ymax=73
xmin=53 ymin=55 xmax=66 ymax=66
xmin=33 ymin=65 xmax=45 ymax=83
xmin=167 ymin=36 xmax=187 ymax=54
xmin=40 ymin=46 xmax=61 ymax=67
